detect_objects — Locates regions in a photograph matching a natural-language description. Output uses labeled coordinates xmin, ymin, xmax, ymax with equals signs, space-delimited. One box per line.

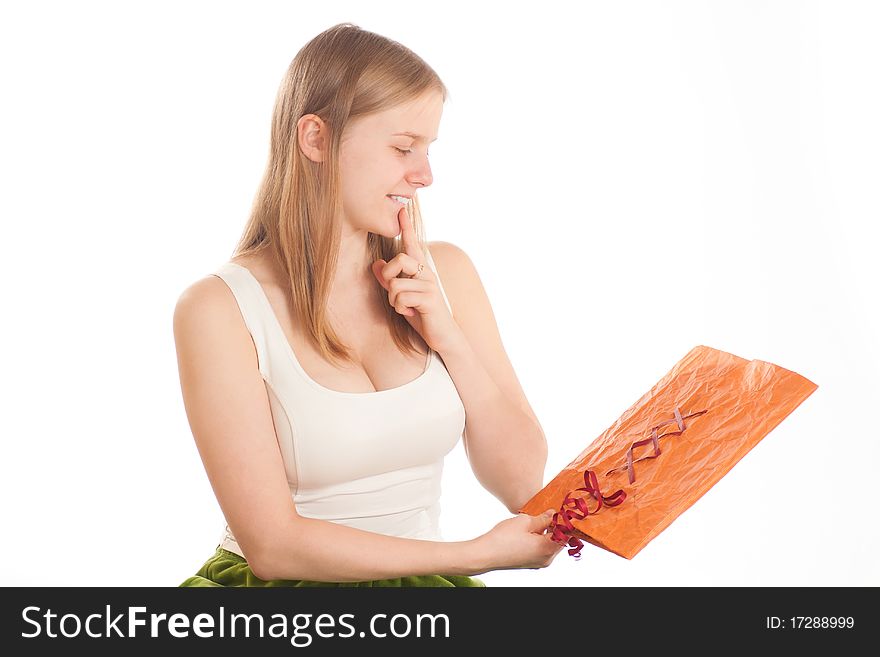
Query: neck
xmin=331 ymin=227 xmax=376 ymax=296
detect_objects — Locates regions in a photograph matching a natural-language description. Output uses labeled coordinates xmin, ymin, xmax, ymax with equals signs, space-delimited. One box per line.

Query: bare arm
xmin=173 ymin=276 xmax=486 ymax=583
xmin=428 ymin=242 xmax=548 ymax=513
xmin=261 ymin=519 xmax=480 ymax=582
xmin=436 ymin=329 xmax=547 ymax=514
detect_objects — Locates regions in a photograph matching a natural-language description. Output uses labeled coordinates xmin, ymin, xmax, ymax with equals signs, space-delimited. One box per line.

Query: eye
xmin=393 ymin=146 xmax=431 ymax=158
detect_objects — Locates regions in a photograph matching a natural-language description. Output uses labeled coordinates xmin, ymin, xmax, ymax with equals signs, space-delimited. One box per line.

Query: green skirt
xmin=179 ymin=546 xmax=487 ymax=588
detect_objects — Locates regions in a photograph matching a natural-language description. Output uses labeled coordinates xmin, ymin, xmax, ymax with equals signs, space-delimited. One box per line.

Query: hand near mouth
xmin=370 ymin=205 xmax=461 ymax=353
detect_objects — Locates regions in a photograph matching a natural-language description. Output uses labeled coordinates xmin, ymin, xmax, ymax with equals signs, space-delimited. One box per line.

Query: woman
xmin=174 ymin=23 xmax=562 ymax=587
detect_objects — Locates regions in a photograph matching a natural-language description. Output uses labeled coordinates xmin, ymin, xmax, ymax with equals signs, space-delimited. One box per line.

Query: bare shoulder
xmin=426 ymin=240 xmax=472 ymax=266
xmin=175 ymin=272 xmax=229 ymax=306
xmin=425 ymin=240 xmax=480 ymax=312
xmin=172 ymin=271 xmax=256 ymax=371
xmin=174 ymin=248 xmax=274 ymax=322
xmin=172 ymin=251 xmax=278 ymax=362
xmin=173 ymin=273 xmax=240 ymax=332
xmin=425 ymin=240 xmax=476 ymax=283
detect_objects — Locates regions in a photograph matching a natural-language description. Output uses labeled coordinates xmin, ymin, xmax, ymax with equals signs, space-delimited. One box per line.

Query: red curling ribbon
xmin=606 ymin=407 xmax=709 ymax=482
xmin=547 ymin=469 xmax=626 ymax=559
xmin=547 ymin=406 xmax=709 ymax=559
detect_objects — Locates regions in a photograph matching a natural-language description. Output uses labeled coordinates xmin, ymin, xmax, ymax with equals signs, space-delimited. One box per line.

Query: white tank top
xmin=209 ymin=246 xmax=466 ymax=558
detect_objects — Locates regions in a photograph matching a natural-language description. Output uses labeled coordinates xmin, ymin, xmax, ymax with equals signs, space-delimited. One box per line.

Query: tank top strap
xmin=423 ymin=244 xmax=454 ymax=319
xmin=209 ymin=262 xmax=274 ymax=379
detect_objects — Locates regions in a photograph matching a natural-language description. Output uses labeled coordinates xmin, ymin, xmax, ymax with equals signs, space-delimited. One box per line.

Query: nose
xmin=406 ymin=154 xmax=433 ymax=188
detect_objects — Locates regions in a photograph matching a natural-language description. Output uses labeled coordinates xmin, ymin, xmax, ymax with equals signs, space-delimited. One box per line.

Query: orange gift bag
xmin=519 ymin=345 xmax=818 ymax=560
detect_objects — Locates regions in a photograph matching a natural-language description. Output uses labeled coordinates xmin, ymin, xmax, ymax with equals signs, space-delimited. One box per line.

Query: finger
xmin=397 ymin=204 xmax=423 ymax=263
xmin=375 ymin=256 xmax=421 ymax=289
xmin=528 ymin=509 xmax=557 ymax=533
xmin=389 ymin=285 xmax=425 ymax=316
xmin=371 ymin=259 xmax=389 ymax=290
xmin=387 ymin=274 xmax=426 ymax=305
xmin=381 ymin=252 xmax=423 ymax=281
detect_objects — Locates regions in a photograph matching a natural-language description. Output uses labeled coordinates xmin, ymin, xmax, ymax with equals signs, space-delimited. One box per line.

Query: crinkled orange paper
xmin=519 ymin=345 xmax=818 ymax=560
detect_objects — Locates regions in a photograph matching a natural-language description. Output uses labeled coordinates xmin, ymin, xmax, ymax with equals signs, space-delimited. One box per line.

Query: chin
xmin=367 ymin=227 xmax=396 ymax=240
xmin=378 ymin=218 xmax=402 ymax=239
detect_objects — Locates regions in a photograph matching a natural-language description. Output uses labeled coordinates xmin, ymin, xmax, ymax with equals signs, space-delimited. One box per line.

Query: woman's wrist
xmin=456 ymin=536 xmax=488 ymax=577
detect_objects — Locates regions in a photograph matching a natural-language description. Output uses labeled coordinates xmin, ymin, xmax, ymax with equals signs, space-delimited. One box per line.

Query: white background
xmin=1 ymin=0 xmax=877 ymax=587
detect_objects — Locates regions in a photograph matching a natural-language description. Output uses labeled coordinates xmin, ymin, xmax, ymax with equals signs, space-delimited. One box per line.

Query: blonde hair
xmin=232 ymin=23 xmax=449 ymax=366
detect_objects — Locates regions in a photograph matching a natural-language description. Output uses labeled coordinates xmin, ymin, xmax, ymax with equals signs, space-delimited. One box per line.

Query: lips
xmin=387 ymin=194 xmax=411 ymax=206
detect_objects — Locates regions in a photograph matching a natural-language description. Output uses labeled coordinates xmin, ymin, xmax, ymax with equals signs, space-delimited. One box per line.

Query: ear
xmin=297 ymin=114 xmax=328 ymax=163
xmin=371 ymin=260 xmax=389 ymax=290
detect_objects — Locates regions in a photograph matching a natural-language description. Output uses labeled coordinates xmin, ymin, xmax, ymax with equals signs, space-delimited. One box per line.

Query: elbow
xmin=246 ymin=518 xmax=305 ymax=582
xmin=505 ymin=482 xmax=545 ymax=515
xmin=507 ymin=469 xmax=548 ymax=515
xmin=238 ymin=537 xmax=278 ymax=582
xmin=248 ymin=553 xmax=273 ymax=582
xmin=249 ymin=544 xmax=284 ymax=582
xmin=507 ymin=494 xmax=537 ymax=516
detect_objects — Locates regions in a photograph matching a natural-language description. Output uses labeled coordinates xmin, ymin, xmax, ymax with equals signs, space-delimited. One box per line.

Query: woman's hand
xmin=468 ymin=510 xmax=565 ymax=574
xmin=371 ymin=204 xmax=462 ymax=353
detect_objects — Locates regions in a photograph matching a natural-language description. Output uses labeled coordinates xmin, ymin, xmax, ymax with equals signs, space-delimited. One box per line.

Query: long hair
xmin=231 ymin=23 xmax=449 ymax=367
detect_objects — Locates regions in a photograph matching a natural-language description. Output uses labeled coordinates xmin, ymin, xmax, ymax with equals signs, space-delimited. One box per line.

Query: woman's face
xmin=337 ymin=90 xmax=443 ymax=239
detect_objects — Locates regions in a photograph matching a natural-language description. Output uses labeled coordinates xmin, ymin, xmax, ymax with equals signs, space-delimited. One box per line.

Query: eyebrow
xmin=392 ymin=131 xmax=438 ymax=143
